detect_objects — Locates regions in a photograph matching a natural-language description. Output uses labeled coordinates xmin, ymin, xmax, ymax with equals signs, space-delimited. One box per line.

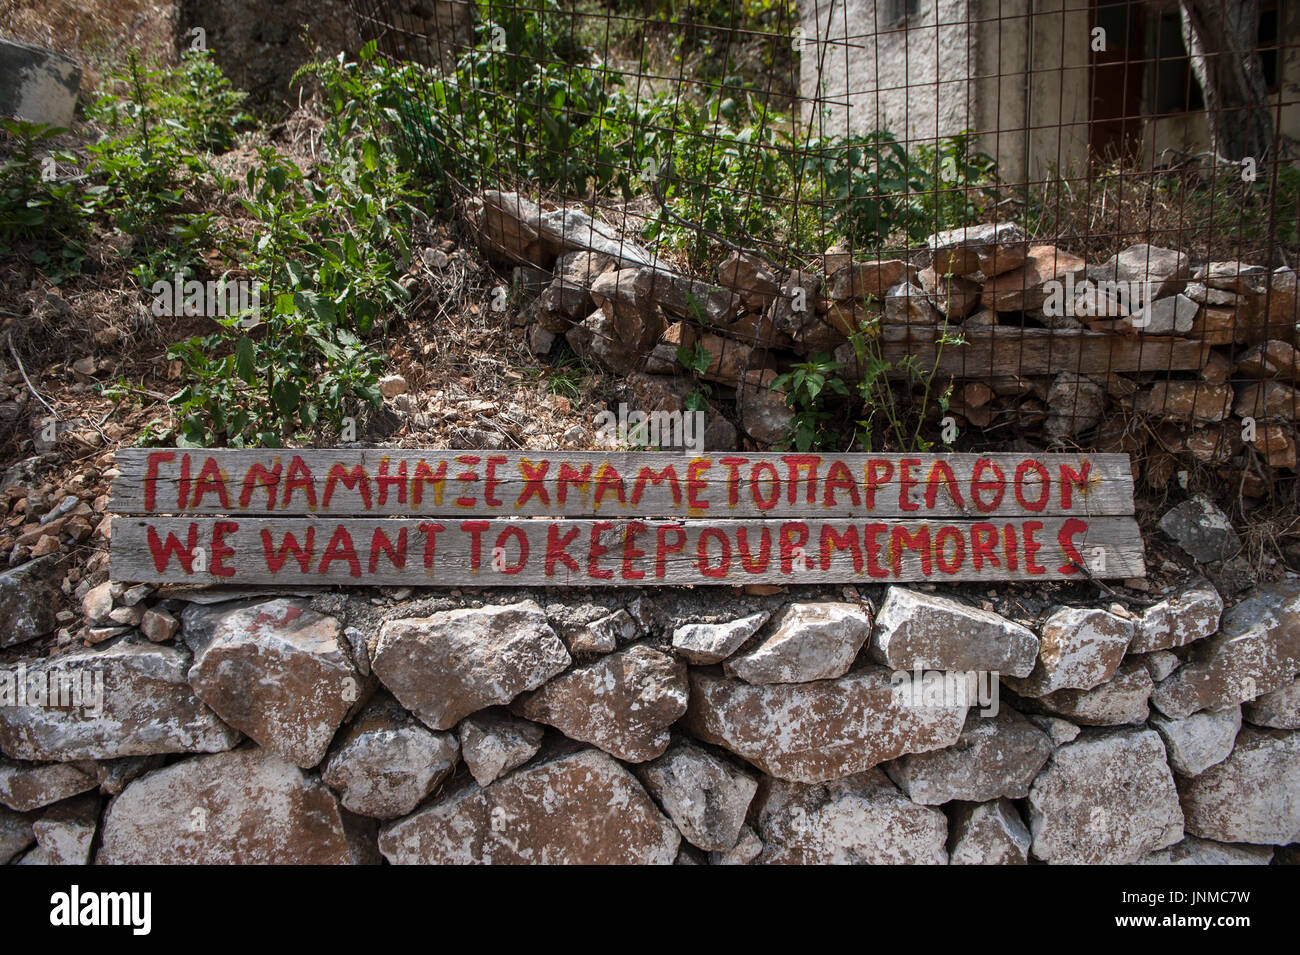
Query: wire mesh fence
xmin=348 ymin=0 xmax=1300 ymax=501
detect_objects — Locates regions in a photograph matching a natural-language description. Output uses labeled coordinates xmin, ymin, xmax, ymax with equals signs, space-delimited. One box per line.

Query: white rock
xmin=949 ymin=799 xmax=1031 ymax=865
xmin=1150 ymin=705 xmax=1241 ymax=776
xmin=1177 ymin=727 xmax=1300 ymax=845
xmin=871 ymin=587 xmax=1038 ymax=677
xmin=1028 ymin=728 xmax=1183 ymax=864
xmin=1243 ymin=676 xmax=1300 ymax=729
xmin=724 ymin=602 xmax=871 ymax=684
xmin=636 ymin=739 xmax=758 ymax=851
xmin=1005 ymin=606 xmax=1133 ymax=696
xmin=457 ymin=710 xmax=545 ymax=786
xmin=1130 ymin=581 xmax=1223 ymax=654
xmin=671 ymin=611 xmax=770 ymax=665
xmin=754 ymin=770 xmax=948 ymax=864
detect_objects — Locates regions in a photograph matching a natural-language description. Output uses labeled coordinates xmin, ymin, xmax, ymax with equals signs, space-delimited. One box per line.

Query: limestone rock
xmin=1130 ymin=581 xmax=1223 ymax=653
xmin=1025 ymin=714 xmax=1080 ymax=746
xmin=1157 ymin=495 xmax=1241 ymax=563
xmin=0 ymin=805 xmax=34 ymax=864
xmin=321 ymin=697 xmax=459 ymax=819
xmin=372 ymin=601 xmax=570 ymax=731
xmin=671 ymin=611 xmax=769 ymax=665
xmin=982 ymin=245 xmax=1086 ymax=312
xmin=883 ymin=282 xmax=941 ymax=325
xmin=1177 ymin=727 xmax=1300 ymax=844
xmin=738 ymin=368 xmax=794 ymax=444
xmin=724 ymin=601 xmax=871 ymax=685
xmin=884 ymin=708 xmax=1053 ymax=804
xmin=97 ymin=747 xmax=360 ymax=864
xmin=1150 ymin=705 xmax=1240 ymax=776
xmin=685 ymin=666 xmax=967 ymax=783
xmin=1126 ymin=293 xmax=1197 ymax=335
xmin=0 ymin=642 xmax=240 ymax=762
xmin=183 ymin=598 xmax=360 ymax=768
xmin=918 ymin=266 xmax=980 ymax=318
xmin=1243 ymin=676 xmax=1300 ymax=729
xmin=0 ymin=556 xmax=59 ymax=648
xmin=1151 ymin=579 xmax=1300 ymax=718
xmin=636 ymin=739 xmax=758 ymax=851
xmin=1020 ymin=659 xmax=1153 ymax=726
xmin=28 ymin=792 xmax=99 ymax=864
xmin=829 ymin=259 xmax=910 ymax=301
xmin=871 ymin=587 xmax=1038 ymax=677
xmin=0 ymin=758 xmax=96 ymax=812
xmin=927 ymin=222 xmax=1028 ymax=278
xmin=1044 ymin=372 xmax=1107 ymax=440
xmin=1136 ymin=382 xmax=1233 ymax=422
xmin=1233 ymin=380 xmax=1300 ymax=419
xmin=1028 ymin=728 xmax=1184 ymax=863
xmin=378 ymin=748 xmax=680 ymax=864
xmin=949 ymin=799 xmax=1031 ymax=865
xmin=1140 ymin=650 xmax=1183 ymax=683
xmin=1004 ymin=606 xmax=1133 ymax=696
xmin=1139 ymin=834 xmax=1273 ymax=865
xmin=753 ymin=770 xmax=947 ymax=864
xmin=710 ymin=825 xmax=763 ymax=865
xmin=1193 ymin=261 xmax=1268 ymax=294
xmin=139 ymin=607 xmax=179 ymax=643
xmin=511 ymin=644 xmax=687 ymax=763
xmin=717 ymin=252 xmax=779 ymax=310
xmin=1093 ymin=244 xmax=1190 ymax=300
xmin=457 ymin=710 xmax=545 ymax=786
xmin=1236 ymin=340 xmax=1300 ymax=379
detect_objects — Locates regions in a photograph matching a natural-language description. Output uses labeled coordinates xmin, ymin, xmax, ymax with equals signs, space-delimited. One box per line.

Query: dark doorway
xmin=1090 ymin=0 xmax=1147 ymax=160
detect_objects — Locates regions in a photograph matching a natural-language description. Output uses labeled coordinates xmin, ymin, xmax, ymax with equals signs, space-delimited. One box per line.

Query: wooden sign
xmin=109 ymin=450 xmax=1144 ymax=585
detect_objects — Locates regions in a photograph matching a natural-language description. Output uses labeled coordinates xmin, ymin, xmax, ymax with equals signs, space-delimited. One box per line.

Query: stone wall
xmin=475 ymin=192 xmax=1300 ymax=482
xmin=2 ymin=562 xmax=1298 ymax=864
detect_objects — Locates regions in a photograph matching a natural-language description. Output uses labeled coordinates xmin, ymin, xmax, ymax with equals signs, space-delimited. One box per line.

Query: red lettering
xmin=1024 ymin=520 xmax=1046 ymax=575
xmin=1057 ymin=517 xmax=1088 ymax=574
xmin=587 ymin=522 xmax=614 ymax=579
xmin=144 ymin=451 xmax=174 ymax=511
xmin=864 ymin=460 xmax=893 ymax=510
xmin=210 ymin=521 xmax=238 ymax=578
xmin=146 ymin=522 xmax=198 ymax=574
xmin=696 ymin=527 xmax=732 ymax=578
xmin=736 ymin=526 xmax=771 ymax=573
xmin=461 ymin=520 xmax=491 ymax=570
xmin=719 ymin=457 xmax=748 ymax=507
xmin=819 ymin=525 xmax=863 ymax=574
xmin=411 ymin=460 xmax=448 ymax=508
xmin=654 ymin=524 xmax=688 ymax=579
xmin=971 ymin=523 xmax=1000 ymax=570
xmin=924 ymin=460 xmax=965 ymax=510
xmin=282 ymin=456 xmax=317 ymax=509
xmin=751 ymin=462 xmax=781 ymax=511
xmin=238 ymin=462 xmax=280 ymax=510
xmin=823 ymin=460 xmax=861 ymax=509
xmin=417 ymin=522 xmax=445 ymax=569
xmin=545 ymin=523 xmax=581 ymax=576
xmin=261 ymin=527 xmax=315 ymax=574
xmin=1059 ymin=460 xmax=1092 ymax=509
xmin=779 ymin=522 xmax=811 ymax=573
xmin=518 ymin=459 xmax=551 ymax=508
xmin=323 ymin=463 xmax=372 ymax=511
xmin=190 ymin=456 xmax=230 ymax=510
xmin=368 ymin=526 xmax=408 ymax=573
xmin=934 ymin=525 xmax=965 ymax=575
xmin=495 ymin=526 xmax=528 ymax=575
xmin=376 ymin=458 xmax=407 ymax=507
xmin=1014 ymin=460 xmax=1050 ymax=512
xmin=890 ymin=525 xmax=932 ymax=577
xmin=320 ymin=525 xmax=361 ymax=578
xmin=631 ymin=465 xmax=682 ymax=508
xmin=621 ymin=521 xmax=647 ymax=580
xmin=971 ymin=459 xmax=1006 ymax=513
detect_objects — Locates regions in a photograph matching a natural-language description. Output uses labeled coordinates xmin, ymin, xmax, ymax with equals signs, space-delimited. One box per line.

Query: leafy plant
xmin=769 ymin=353 xmax=848 ymax=451
xmin=0 ymin=120 xmax=94 ymax=277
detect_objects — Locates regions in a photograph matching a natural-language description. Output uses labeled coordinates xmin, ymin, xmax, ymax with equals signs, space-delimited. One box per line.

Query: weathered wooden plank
xmin=109 ymin=516 xmax=1146 ymax=585
xmin=112 ymin=450 xmax=1136 ymax=519
xmin=881 ymin=326 xmax=1211 ymax=376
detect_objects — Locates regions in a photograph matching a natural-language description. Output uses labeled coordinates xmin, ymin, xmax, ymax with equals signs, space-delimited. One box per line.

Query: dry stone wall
xmin=2 ymin=569 xmax=1298 ymax=864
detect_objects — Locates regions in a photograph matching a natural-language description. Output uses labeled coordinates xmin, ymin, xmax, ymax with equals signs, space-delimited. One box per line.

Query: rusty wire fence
xmin=348 ymin=0 xmax=1300 ymax=506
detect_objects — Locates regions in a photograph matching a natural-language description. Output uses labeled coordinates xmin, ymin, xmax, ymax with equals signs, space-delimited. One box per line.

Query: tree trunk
xmin=1177 ymin=0 xmax=1275 ymax=161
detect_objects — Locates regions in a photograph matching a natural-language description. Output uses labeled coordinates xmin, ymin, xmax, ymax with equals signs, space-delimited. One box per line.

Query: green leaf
xmin=234 ymin=335 xmax=257 ymax=384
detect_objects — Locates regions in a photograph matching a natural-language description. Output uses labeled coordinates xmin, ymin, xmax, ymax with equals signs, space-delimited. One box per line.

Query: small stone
xmin=1157 ymin=496 xmax=1242 ymax=563
xmin=754 ymin=770 xmax=948 ymax=864
xmin=1139 ymin=834 xmax=1273 ymax=865
xmin=1150 ymin=705 xmax=1241 ymax=776
xmin=1092 ymin=244 xmax=1190 ymax=300
xmin=724 ymin=601 xmax=871 ymax=685
xmin=321 ymin=697 xmax=459 ymax=819
xmin=671 ymin=611 xmax=770 ymax=665
xmin=457 ymin=710 xmax=545 ymax=786
xmin=1028 ymin=728 xmax=1184 ymax=864
xmin=0 ymin=642 xmax=240 ymax=761
xmin=828 ymin=258 xmax=910 ymax=300
xmin=139 ymin=607 xmax=179 ymax=642
xmin=1177 ymin=727 xmax=1300 ymax=845
xmin=927 ymin=222 xmax=1028 ymax=278
xmin=636 ymin=739 xmax=758 ymax=852
xmin=1139 ymin=650 xmax=1183 ymax=683
xmin=1024 ymin=714 xmax=1080 ymax=746
xmin=1130 ymin=581 xmax=1223 ymax=653
xmin=1136 ymin=382 xmax=1233 ymax=422
xmin=709 ymin=825 xmax=763 ymax=865
xmin=1004 ymin=606 xmax=1133 ymax=696
xmin=0 ymin=556 xmax=59 ymax=647
xmin=685 ymin=666 xmax=967 ymax=783
xmin=871 ymin=587 xmax=1038 ymax=677
xmin=0 ymin=759 xmax=97 ymax=812
xmin=569 ymin=609 xmax=636 ymax=655
xmin=511 ymin=645 xmax=688 ymax=763
xmin=885 ymin=707 xmax=1053 ymax=804
xmin=1243 ymin=676 xmax=1300 ymax=729
xmin=29 ymin=792 xmax=99 ymax=864
xmin=1151 ymin=579 xmax=1300 ymax=718
xmin=0 ymin=805 xmax=34 ymax=864
xmin=949 ymin=799 xmax=1031 ymax=865
xmin=982 ymin=245 xmax=1086 ymax=311
xmin=378 ymin=748 xmax=680 ymax=864
xmin=1020 ymin=659 xmax=1153 ymax=726
xmin=372 ymin=601 xmax=570 ymax=731
xmin=1125 ymin=293 xmax=1197 ymax=335
xmin=183 ymin=599 xmax=360 ymax=768
xmin=97 ymin=748 xmax=361 ymax=864
xmin=378 ymin=375 xmax=408 ymax=398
